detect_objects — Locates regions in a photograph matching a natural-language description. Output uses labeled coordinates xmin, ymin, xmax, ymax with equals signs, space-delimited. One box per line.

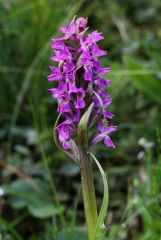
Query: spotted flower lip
xmin=48 ymin=17 xmax=117 ymax=150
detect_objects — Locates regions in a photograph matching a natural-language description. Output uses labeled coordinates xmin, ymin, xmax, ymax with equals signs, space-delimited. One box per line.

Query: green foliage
xmin=5 ymin=178 xmax=60 ymax=219
xmin=123 ymin=56 xmax=161 ymax=104
xmin=133 ymin=151 xmax=161 ymax=240
xmin=0 ymin=0 xmax=161 ymax=239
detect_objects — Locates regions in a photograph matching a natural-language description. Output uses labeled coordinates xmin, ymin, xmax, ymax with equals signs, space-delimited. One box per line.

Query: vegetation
xmin=0 ymin=0 xmax=161 ymax=239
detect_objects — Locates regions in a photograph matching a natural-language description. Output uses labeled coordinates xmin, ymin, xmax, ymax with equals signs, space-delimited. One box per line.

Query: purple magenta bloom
xmin=51 ymin=49 xmax=72 ymax=62
xmin=56 ymin=121 xmax=73 ymax=150
xmin=95 ymin=78 xmax=111 ymax=87
xmin=103 ymin=111 xmax=114 ymax=119
xmin=48 ymin=67 xmax=62 ymax=81
xmin=76 ymin=17 xmax=88 ymax=31
xmin=75 ymin=88 xmax=85 ymax=109
xmin=60 ymin=22 xmax=76 ymax=36
xmin=91 ymin=44 xmax=107 ymax=58
xmin=84 ymin=31 xmax=104 ymax=44
xmin=92 ymin=121 xmax=117 ymax=148
xmin=48 ymin=17 xmax=117 ymax=150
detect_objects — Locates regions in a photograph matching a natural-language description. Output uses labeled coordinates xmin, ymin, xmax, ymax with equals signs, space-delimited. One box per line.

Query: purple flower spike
xmin=48 ymin=17 xmax=117 ymax=150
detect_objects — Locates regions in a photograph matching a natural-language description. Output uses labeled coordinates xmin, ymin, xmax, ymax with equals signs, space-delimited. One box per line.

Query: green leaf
xmin=5 ymin=179 xmax=60 ymax=219
xmin=77 ymin=103 xmax=94 ymax=149
xmin=89 ymin=153 xmax=109 ymax=240
xmin=28 ymin=200 xmax=58 ymax=219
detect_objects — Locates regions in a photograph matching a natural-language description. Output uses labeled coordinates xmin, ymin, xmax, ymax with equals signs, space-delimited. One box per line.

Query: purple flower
xmin=51 ymin=48 xmax=72 ymax=62
xmin=75 ymin=88 xmax=85 ymax=109
xmin=51 ymin=39 xmax=65 ymax=49
xmin=48 ymin=67 xmax=62 ymax=81
xmin=60 ymin=22 xmax=76 ymax=36
xmin=58 ymin=100 xmax=70 ymax=114
xmin=92 ymin=121 xmax=117 ymax=148
xmin=56 ymin=121 xmax=73 ymax=150
xmin=103 ymin=111 xmax=114 ymax=119
xmin=76 ymin=17 xmax=88 ymax=32
xmin=91 ymin=44 xmax=107 ymax=58
xmin=48 ymin=17 xmax=117 ymax=150
xmin=84 ymin=31 xmax=104 ymax=44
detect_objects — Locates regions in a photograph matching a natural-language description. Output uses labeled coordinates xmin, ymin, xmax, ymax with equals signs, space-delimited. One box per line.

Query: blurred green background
xmin=0 ymin=0 xmax=161 ymax=239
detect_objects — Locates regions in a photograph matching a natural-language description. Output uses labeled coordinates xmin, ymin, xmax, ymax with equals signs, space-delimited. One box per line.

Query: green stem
xmin=79 ymin=148 xmax=98 ymax=240
xmin=77 ymin=103 xmax=98 ymax=239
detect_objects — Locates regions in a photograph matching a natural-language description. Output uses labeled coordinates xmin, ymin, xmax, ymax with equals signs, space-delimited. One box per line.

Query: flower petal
xmin=104 ymin=136 xmax=115 ymax=148
xmin=103 ymin=111 xmax=114 ymax=119
xmin=92 ymin=133 xmax=105 ymax=145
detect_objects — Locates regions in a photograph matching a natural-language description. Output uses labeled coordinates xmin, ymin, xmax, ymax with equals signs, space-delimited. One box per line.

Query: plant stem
xmin=79 ymin=148 xmax=98 ymax=240
xmin=77 ymin=103 xmax=98 ymax=239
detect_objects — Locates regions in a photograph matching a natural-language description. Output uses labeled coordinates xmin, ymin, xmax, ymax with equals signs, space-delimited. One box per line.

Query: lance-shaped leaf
xmin=77 ymin=103 xmax=94 ymax=149
xmin=89 ymin=152 xmax=109 ymax=240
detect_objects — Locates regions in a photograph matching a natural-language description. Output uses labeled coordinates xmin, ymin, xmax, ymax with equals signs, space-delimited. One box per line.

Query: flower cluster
xmin=48 ymin=17 xmax=117 ymax=150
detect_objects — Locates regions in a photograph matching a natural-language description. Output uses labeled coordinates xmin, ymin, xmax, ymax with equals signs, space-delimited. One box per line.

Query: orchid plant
xmin=48 ymin=16 xmax=117 ymax=240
